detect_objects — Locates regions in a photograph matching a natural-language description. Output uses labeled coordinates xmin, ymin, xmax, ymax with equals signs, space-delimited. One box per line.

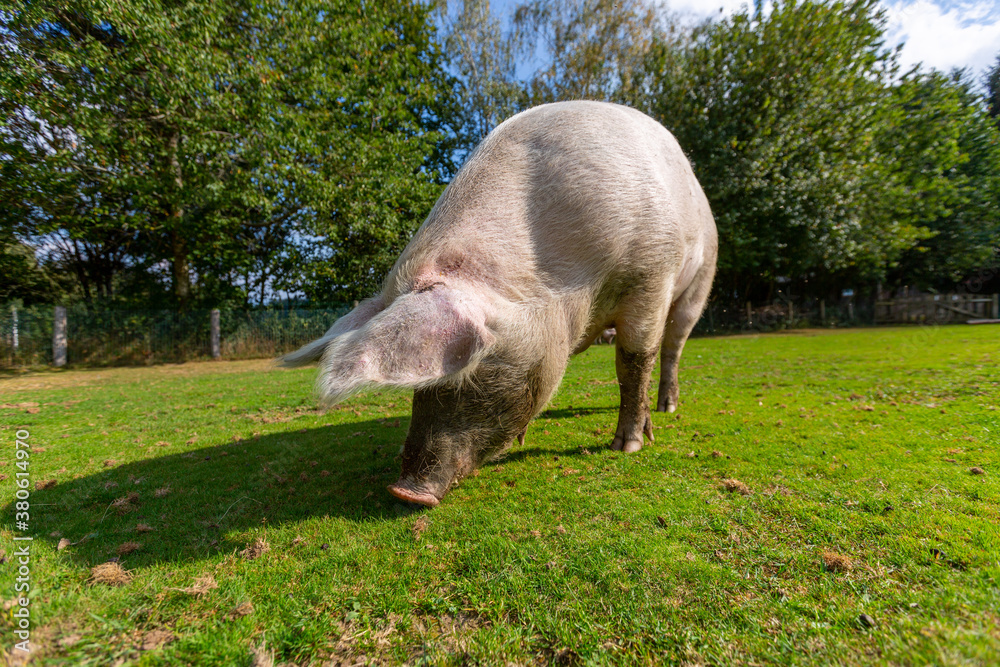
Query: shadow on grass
xmin=537 ymin=406 xmax=618 ymax=419
xmin=493 ymin=445 xmax=599 ymax=465
xmin=8 ymin=419 xmax=424 ymax=569
xmin=8 ymin=416 xmax=601 ymax=569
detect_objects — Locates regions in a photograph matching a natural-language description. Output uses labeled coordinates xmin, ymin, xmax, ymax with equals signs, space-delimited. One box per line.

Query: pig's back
xmin=385 ymin=101 xmax=713 ymax=303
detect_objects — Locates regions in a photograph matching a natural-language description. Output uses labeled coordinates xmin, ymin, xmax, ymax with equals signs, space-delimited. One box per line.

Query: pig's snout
xmin=388 ymin=475 xmax=444 ymax=508
xmin=389 ymin=436 xmax=476 ymax=508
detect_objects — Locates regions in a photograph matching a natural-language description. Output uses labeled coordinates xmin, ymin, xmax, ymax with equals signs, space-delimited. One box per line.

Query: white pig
xmin=282 ymin=101 xmax=717 ymax=507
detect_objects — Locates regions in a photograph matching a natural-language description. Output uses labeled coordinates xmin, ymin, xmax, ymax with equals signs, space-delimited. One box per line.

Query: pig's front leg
xmin=611 ymin=346 xmax=656 ymax=453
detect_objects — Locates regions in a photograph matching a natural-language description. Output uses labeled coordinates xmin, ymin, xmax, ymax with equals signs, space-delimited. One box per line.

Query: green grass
xmin=1 ymin=325 xmax=998 ymax=665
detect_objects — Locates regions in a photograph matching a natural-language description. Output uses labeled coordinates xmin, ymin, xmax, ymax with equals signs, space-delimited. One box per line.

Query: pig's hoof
xmin=610 ymin=436 xmax=643 ymax=453
xmin=387 ymin=483 xmax=439 ymax=508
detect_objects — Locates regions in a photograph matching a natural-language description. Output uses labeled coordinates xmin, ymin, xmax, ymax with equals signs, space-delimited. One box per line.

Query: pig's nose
xmin=388 ymin=476 xmax=442 ymax=507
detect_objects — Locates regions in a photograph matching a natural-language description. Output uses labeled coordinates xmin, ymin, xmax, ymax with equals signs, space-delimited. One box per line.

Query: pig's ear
xmin=280 ymin=297 xmax=385 ymax=367
xmin=316 ymin=286 xmax=495 ymax=404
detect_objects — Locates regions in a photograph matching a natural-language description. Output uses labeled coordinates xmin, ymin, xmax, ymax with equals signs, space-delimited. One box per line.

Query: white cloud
xmin=665 ymin=0 xmax=1000 ymax=77
xmin=667 ymin=0 xmax=755 ymax=19
xmin=884 ymin=1 xmax=1000 ymax=76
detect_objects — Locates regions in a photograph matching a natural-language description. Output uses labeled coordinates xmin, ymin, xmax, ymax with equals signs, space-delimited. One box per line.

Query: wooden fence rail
xmin=875 ymin=293 xmax=999 ymax=324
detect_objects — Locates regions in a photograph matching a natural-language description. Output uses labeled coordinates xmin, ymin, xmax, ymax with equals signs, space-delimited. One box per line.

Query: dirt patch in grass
xmin=721 ymin=478 xmax=751 ymax=495
xmin=240 ymin=537 xmax=270 ymax=560
xmin=89 ymin=562 xmax=131 ymax=586
xmin=116 ymin=541 xmax=142 ymax=556
xmin=247 ymin=406 xmax=323 ymax=424
xmin=138 ymin=628 xmax=174 ymax=651
xmin=412 ymin=516 xmax=429 ymax=541
xmin=227 ymin=601 xmax=254 ymax=619
xmin=326 ymin=612 xmax=486 ymax=665
xmin=171 ymin=574 xmax=219 ymax=596
xmin=111 ymin=491 xmax=140 ymax=514
xmin=250 ymin=642 xmax=274 ymax=667
xmin=822 ymin=551 xmax=854 ymax=573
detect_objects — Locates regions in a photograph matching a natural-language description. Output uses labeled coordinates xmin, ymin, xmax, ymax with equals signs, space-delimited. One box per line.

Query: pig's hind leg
xmin=610 ymin=313 xmax=665 ymax=453
xmin=656 ymin=264 xmax=714 ymax=413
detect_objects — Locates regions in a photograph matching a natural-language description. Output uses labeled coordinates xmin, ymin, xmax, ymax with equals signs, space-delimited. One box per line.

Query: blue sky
xmin=487 ymin=0 xmax=1000 ymax=77
xmin=669 ymin=0 xmax=1000 ymax=76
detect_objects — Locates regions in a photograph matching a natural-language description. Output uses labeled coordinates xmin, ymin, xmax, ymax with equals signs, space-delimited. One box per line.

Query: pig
xmin=281 ymin=101 xmax=717 ymax=507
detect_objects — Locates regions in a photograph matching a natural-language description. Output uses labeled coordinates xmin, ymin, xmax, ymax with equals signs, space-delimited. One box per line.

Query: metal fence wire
xmin=692 ymin=298 xmax=874 ymax=335
xmin=3 ymin=291 xmax=992 ymax=369
xmin=0 ymin=305 xmax=350 ymax=368
xmin=0 ymin=305 xmax=54 ymax=367
xmin=65 ymin=307 xmax=211 ymax=365
xmin=217 ymin=308 xmax=351 ymax=360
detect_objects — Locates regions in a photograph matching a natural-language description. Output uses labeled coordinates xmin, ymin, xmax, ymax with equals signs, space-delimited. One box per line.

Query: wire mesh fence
xmin=0 ymin=304 xmax=351 ymax=369
xmin=6 ymin=291 xmax=992 ymax=369
xmin=0 ymin=299 xmax=872 ymax=369
xmin=64 ymin=307 xmax=209 ymax=366
xmin=0 ymin=304 xmax=54 ymax=367
xmin=217 ymin=308 xmax=351 ymax=360
xmin=693 ymin=297 xmax=874 ymax=335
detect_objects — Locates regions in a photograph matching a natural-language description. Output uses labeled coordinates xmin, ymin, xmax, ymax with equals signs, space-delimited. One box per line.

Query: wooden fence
xmin=875 ymin=293 xmax=999 ymax=324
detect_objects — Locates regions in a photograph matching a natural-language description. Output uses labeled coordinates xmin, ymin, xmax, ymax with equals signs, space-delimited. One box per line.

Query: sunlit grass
xmin=1 ymin=325 xmax=997 ymax=665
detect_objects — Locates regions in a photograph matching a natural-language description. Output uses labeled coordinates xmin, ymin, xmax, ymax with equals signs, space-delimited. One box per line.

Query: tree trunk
xmin=171 ymin=229 xmax=191 ymax=306
xmin=71 ymin=238 xmax=92 ymax=302
xmin=167 ymin=132 xmax=190 ymax=306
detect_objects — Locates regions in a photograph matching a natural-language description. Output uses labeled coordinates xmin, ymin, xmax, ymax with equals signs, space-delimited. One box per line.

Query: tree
xmin=986 ymin=53 xmax=1000 ymax=126
xmin=887 ymin=70 xmax=1000 ymax=288
xmin=0 ymin=233 xmax=62 ymax=304
xmin=641 ymin=0 xmax=938 ymax=300
xmin=435 ymin=0 xmax=529 ymax=156
xmin=434 ymin=0 xmax=675 ymax=160
xmin=276 ymin=0 xmax=458 ymax=303
xmin=1 ymin=0 xmax=456 ymax=307
xmin=514 ymin=0 xmax=669 ymax=106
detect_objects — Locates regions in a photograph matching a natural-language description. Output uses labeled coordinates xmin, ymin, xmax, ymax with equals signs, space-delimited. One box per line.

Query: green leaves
xmin=636 ymin=0 xmax=999 ymax=297
xmin=3 ymin=0 xmax=996 ymax=307
xmin=1 ymin=0 xmax=456 ymax=307
xmin=887 ymin=71 xmax=1000 ymax=287
xmin=644 ymin=0 xmax=900 ymax=292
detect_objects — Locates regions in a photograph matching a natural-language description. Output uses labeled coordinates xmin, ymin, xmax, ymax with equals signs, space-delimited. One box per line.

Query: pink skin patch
xmin=387 ymin=481 xmax=440 ymax=508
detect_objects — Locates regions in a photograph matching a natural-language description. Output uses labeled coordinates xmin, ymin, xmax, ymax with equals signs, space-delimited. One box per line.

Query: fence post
xmin=819 ymin=300 xmax=826 ymax=325
xmin=210 ymin=309 xmax=221 ymax=360
xmin=746 ymin=302 xmax=753 ymax=327
xmin=788 ymin=301 xmax=794 ymax=325
xmin=53 ymin=306 xmax=67 ymax=367
xmin=993 ymin=294 xmax=999 ymax=320
xmin=11 ymin=305 xmax=18 ymax=351
xmin=848 ymin=301 xmax=854 ymax=321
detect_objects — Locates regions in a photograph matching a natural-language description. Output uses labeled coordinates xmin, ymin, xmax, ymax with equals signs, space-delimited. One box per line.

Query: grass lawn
xmin=1 ymin=325 xmax=998 ymax=665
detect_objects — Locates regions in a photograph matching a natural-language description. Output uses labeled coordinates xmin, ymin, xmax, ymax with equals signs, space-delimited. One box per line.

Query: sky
xmin=667 ymin=0 xmax=1000 ymax=77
